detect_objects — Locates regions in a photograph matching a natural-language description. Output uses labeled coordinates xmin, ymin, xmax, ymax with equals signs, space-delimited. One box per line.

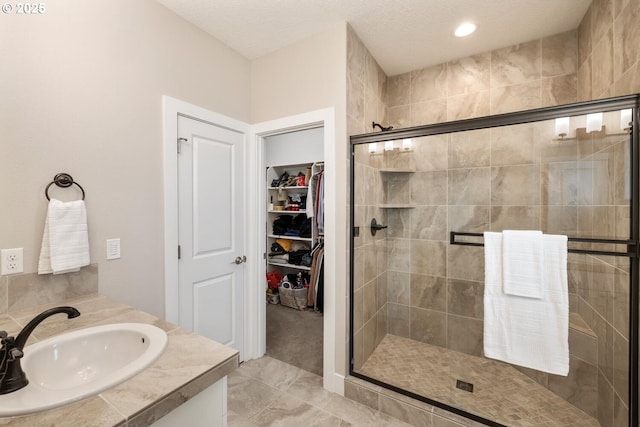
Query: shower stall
xmin=349 ymin=95 xmax=639 ymax=427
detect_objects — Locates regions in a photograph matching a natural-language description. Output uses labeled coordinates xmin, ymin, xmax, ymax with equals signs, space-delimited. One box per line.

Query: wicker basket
xmin=278 ymin=286 xmax=307 ymax=310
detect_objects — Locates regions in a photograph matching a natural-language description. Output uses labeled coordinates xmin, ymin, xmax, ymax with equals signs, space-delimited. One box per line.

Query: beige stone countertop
xmin=0 ymin=293 xmax=239 ymax=426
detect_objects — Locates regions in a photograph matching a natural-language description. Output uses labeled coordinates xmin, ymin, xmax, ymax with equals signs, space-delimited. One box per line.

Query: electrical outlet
xmin=106 ymin=238 xmax=121 ymax=260
xmin=1 ymin=248 xmax=24 ymax=275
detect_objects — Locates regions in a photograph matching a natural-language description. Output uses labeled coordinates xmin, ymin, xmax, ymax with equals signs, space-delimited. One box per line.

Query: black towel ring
xmin=45 ymin=173 xmax=85 ymax=201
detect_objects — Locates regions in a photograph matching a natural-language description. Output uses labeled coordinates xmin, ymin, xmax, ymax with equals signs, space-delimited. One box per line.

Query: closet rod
xmin=449 ymin=231 xmax=638 ymax=258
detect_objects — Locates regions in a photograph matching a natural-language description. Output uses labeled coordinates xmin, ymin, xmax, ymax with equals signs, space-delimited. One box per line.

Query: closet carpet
xmin=266 ymin=302 xmax=323 ymax=376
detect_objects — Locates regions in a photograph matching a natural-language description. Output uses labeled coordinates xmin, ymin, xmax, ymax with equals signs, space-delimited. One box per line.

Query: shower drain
xmin=455 ymin=379 xmax=474 ymax=392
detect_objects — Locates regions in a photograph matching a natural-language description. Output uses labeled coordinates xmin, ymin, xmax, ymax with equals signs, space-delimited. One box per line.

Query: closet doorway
xmin=264 ymin=127 xmax=325 ymax=376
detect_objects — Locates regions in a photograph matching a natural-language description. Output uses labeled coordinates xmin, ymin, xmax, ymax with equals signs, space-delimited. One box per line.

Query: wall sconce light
xmin=402 ymin=138 xmax=412 ymax=151
xmin=621 ymin=109 xmax=632 ymax=132
xmin=368 ymin=143 xmax=377 ymax=154
xmin=586 ymin=112 xmax=603 ymax=133
xmin=555 ymin=117 xmax=570 ymax=139
xmin=384 ymin=140 xmax=394 ymax=151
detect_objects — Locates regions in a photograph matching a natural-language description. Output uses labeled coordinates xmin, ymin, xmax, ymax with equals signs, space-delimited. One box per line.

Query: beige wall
xmin=251 ymin=23 xmax=350 ymax=379
xmin=0 ymin=0 xmax=251 ymax=317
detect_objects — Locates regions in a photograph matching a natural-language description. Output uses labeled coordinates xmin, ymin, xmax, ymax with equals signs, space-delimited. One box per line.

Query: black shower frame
xmin=349 ymin=94 xmax=640 ymax=427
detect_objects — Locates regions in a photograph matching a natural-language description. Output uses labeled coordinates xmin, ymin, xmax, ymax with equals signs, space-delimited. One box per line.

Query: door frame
xmin=247 ymin=107 xmax=340 ymax=393
xmin=162 ymin=96 xmax=249 ymax=339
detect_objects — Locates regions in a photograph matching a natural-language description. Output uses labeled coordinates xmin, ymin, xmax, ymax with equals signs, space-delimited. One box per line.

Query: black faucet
xmin=0 ymin=306 xmax=80 ymax=394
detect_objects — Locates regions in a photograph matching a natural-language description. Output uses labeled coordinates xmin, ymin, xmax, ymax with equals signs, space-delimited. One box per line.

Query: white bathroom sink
xmin=0 ymin=323 xmax=168 ymax=416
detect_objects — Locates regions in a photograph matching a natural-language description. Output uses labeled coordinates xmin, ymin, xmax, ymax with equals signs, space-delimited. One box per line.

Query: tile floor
xmin=358 ymin=335 xmax=599 ymax=427
xmin=227 ymin=356 xmax=414 ymax=427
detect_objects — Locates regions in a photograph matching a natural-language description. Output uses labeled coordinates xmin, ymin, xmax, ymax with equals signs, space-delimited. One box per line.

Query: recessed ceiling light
xmin=454 ymin=22 xmax=476 ymax=37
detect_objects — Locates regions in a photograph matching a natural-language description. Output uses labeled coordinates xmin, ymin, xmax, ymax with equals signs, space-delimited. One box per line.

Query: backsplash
xmin=0 ymin=264 xmax=98 ymax=314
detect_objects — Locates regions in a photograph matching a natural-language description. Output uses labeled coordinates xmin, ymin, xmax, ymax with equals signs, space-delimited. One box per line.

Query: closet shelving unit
xmin=266 ymin=162 xmax=323 ymax=272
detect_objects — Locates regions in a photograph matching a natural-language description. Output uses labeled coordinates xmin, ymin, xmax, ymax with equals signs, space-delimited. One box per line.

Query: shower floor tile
xmin=358 ymin=334 xmax=599 ymax=427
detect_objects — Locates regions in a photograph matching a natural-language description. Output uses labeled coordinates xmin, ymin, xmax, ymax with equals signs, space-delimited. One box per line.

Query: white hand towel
xmin=483 ymin=231 xmax=569 ymax=376
xmin=502 ymin=230 xmax=544 ymax=299
xmin=38 ymin=199 xmax=90 ymax=275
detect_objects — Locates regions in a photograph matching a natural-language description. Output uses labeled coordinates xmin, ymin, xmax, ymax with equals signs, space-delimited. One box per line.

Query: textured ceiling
xmin=154 ymin=0 xmax=591 ymax=76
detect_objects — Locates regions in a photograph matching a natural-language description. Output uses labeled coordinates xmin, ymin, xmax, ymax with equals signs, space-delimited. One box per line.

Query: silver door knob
xmin=233 ymin=256 xmax=247 ymax=265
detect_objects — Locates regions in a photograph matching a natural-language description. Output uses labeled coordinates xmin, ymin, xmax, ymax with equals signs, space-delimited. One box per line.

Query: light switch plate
xmin=106 ymin=238 xmax=121 ymax=260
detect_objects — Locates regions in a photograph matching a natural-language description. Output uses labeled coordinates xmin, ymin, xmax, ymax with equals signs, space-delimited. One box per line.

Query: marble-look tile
xmin=491 ymin=164 xmax=541 ymax=205
xmin=410 ymin=206 xmax=447 ymax=240
xmin=490 ymin=206 xmax=541 ymax=231
xmin=347 ymin=26 xmax=366 ymax=83
xmin=542 ymin=74 xmax=577 ymax=107
xmin=344 ymin=379 xmax=380 ymax=410
xmin=411 ymin=171 xmax=447 ymax=205
xmin=363 ymin=281 xmax=377 ymax=323
xmin=446 ymin=314 xmax=483 ymax=357
xmin=411 ymin=64 xmax=447 ymax=103
xmin=447 ymin=52 xmax=490 ymax=96
xmin=447 ymin=245 xmax=484 ymax=282
xmin=363 ymin=315 xmax=379 ymax=360
xmin=387 ymin=73 xmax=411 ymax=108
xmin=490 ymin=81 xmax=542 ymax=114
xmin=387 ymin=208 xmax=410 ymax=239
xmin=410 ymin=240 xmax=446 ymax=277
xmin=578 ymin=5 xmax=592 ymax=67
xmin=383 ymin=172 xmax=411 ymax=205
xmin=613 ymin=2 xmax=640 ymax=80
xmin=7 ymin=265 xmax=98 ymax=313
xmin=411 ymin=98 xmax=447 ymax=126
xmin=228 ymin=409 xmax=261 ymax=427
xmin=613 ymin=394 xmax=630 ymax=427
xmin=542 ymin=31 xmax=578 ymax=78
xmin=577 ymin=57 xmax=593 ymax=102
xmin=102 ymin=331 xmax=237 ymax=418
xmin=363 ymin=243 xmax=378 ymax=284
xmin=448 ymin=206 xmax=490 ymax=235
xmin=447 ymin=279 xmax=483 ymax=319
xmin=448 ymin=129 xmax=490 ymax=168
xmin=387 ymin=105 xmax=411 ymax=129
xmin=347 ymin=69 xmax=365 ymax=123
xmin=388 ymin=238 xmax=411 ymax=272
xmin=228 ymin=374 xmax=286 ymax=419
xmin=613 ymin=330 xmax=629 ymax=406
xmin=410 ymin=307 xmax=446 ymax=346
xmin=411 ymin=273 xmax=446 ymax=311
xmin=378 ymin=394 xmax=432 ymax=427
xmin=542 ymin=206 xmax=578 ymax=235
xmin=250 ymin=394 xmax=351 ymax=427
xmin=568 ymin=328 xmax=598 ymax=366
xmin=592 ymin=27 xmax=614 ymax=98
xmin=542 ymin=161 xmax=578 ymax=206
xmin=597 ymin=370 xmax=615 ymax=427
xmin=490 ymin=40 xmax=541 ymax=87
xmin=411 ymin=134 xmax=448 ymax=172
xmin=353 ymin=288 xmax=364 ymax=332
xmin=539 ymin=121 xmax=578 ymax=163
xmin=0 ymin=396 xmax=125 ymax=427
xmin=387 ymin=302 xmax=410 ymax=338
xmin=366 ymin=51 xmax=387 ymax=101
xmin=614 ymin=62 xmax=640 ymax=97
xmin=548 ymin=356 xmax=598 ymax=417
xmin=591 ymin=0 xmax=613 ymax=45
xmin=448 ymin=167 xmax=490 ymax=205
xmin=446 ymin=90 xmax=490 ymax=121
xmin=490 ymin=123 xmax=537 ymax=166
xmin=614 ymin=268 xmax=630 ymax=339
xmin=387 ymin=270 xmax=411 ymax=305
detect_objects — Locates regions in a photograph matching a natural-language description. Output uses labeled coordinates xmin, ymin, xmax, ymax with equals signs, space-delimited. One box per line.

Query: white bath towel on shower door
xmin=483 ymin=232 xmax=569 ymax=376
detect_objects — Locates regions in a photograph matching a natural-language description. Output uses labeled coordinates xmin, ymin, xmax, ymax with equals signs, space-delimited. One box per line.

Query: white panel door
xmin=178 ymin=115 xmax=245 ymax=359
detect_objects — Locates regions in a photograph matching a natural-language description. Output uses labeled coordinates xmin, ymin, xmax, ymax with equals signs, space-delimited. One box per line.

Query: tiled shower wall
xmin=348 ymin=1 xmax=639 ymax=425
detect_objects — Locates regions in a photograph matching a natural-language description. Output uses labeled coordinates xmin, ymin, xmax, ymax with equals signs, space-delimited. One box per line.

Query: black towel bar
xmin=44 ymin=173 xmax=85 ymax=201
xmin=449 ymin=231 xmax=638 ymax=258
